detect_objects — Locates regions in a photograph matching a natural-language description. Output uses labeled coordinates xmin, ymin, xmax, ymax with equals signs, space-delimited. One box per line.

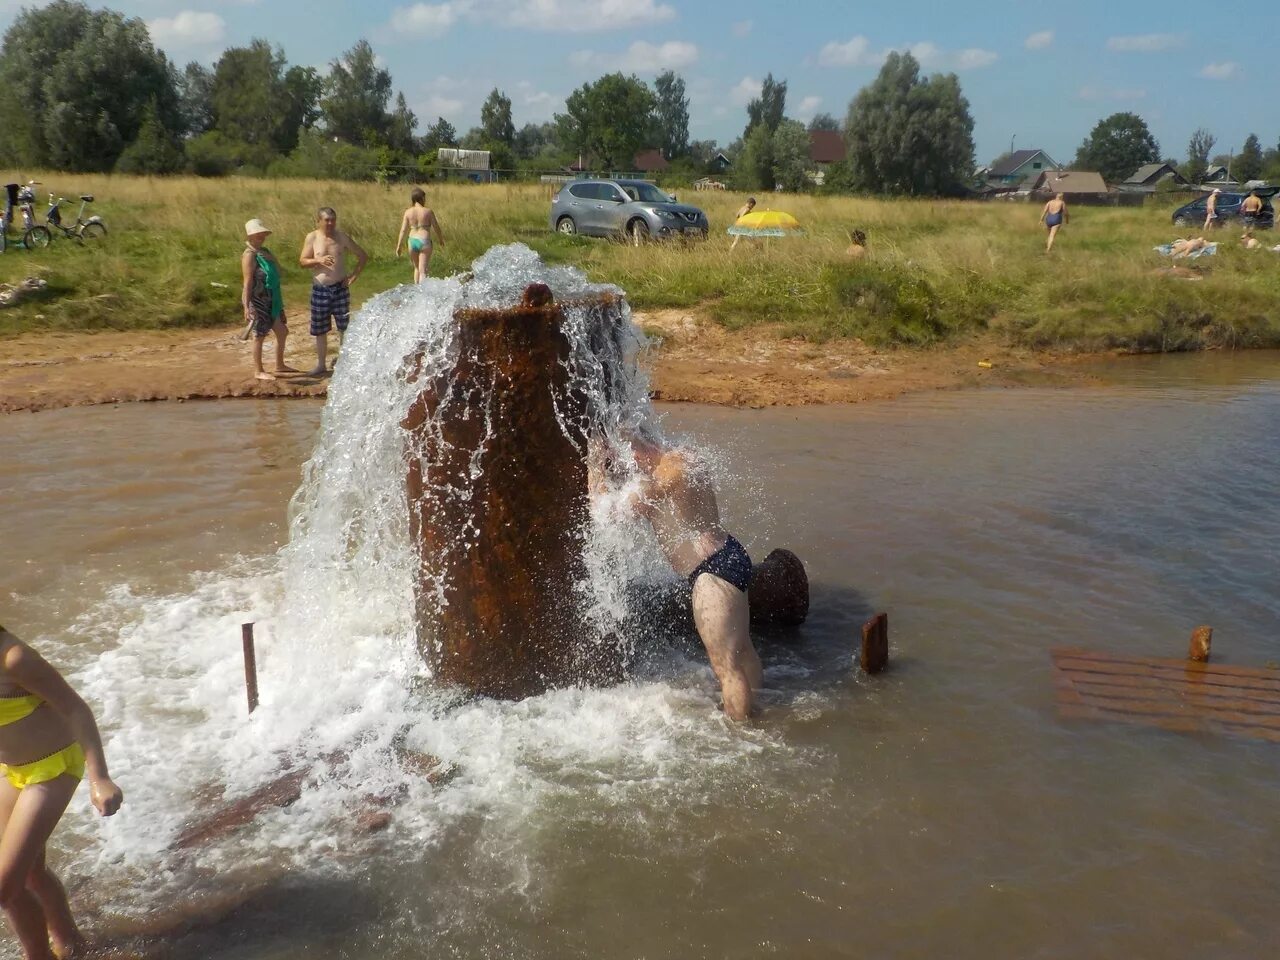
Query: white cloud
xmin=1024 ymin=30 xmax=1053 ymax=50
xmin=731 ymin=19 xmax=752 ymax=38
xmin=1077 ymin=86 xmax=1147 ymax=101
xmin=1199 ymin=61 xmax=1237 ymax=80
xmin=571 ymin=39 xmax=698 ymax=73
xmin=795 ymin=95 xmax=822 ymax=120
xmin=388 ymin=2 xmax=461 ymax=36
xmin=820 ymin=35 xmax=995 ymax=70
xmin=1106 ymin=33 xmax=1183 ymax=52
xmin=818 ymin=35 xmax=883 ymax=68
xmin=729 ymin=76 xmax=760 ymax=106
xmin=146 ymin=10 xmax=225 ymax=48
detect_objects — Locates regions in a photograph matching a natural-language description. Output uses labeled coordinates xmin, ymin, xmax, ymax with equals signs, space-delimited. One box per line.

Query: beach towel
xmin=1153 ymin=242 xmax=1218 ymax=259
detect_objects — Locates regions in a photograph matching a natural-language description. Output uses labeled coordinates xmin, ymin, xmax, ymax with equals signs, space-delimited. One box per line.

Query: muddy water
xmin=3 ymin=353 xmax=1280 ymax=959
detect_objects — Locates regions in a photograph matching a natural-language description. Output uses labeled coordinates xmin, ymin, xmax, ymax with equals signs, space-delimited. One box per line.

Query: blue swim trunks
xmin=309 ymin=281 xmax=350 ymax=336
xmin=687 ymin=535 xmax=753 ymax=593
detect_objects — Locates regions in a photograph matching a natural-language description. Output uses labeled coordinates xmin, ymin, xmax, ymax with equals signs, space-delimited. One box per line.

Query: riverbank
xmin=0 ymin=308 xmax=1104 ymax=413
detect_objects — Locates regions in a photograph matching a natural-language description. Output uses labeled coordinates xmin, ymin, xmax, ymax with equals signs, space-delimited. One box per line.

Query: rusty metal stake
xmin=1188 ymin=625 xmax=1213 ymax=663
xmin=242 ymin=622 xmax=259 ymax=714
xmin=860 ymin=612 xmax=889 ymax=674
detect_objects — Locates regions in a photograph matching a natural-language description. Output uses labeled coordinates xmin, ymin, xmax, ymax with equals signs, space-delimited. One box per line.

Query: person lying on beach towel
xmin=1154 ymin=237 xmax=1217 ymax=259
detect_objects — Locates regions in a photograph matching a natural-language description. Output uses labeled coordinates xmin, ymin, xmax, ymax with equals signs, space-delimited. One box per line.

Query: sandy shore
xmin=0 ymin=308 xmax=1102 ymax=414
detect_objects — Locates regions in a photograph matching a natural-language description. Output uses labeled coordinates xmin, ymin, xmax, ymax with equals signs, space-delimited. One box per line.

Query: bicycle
xmin=45 ymin=192 xmax=106 ymax=242
xmin=0 ymin=181 xmax=52 ymax=253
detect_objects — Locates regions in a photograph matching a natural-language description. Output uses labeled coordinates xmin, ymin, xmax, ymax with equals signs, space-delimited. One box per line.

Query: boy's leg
xmin=27 ymin=851 xmax=81 ymax=959
xmin=252 ymin=333 xmax=274 ymax=381
xmin=0 ymin=776 xmax=79 ymax=960
xmin=691 ymin=573 xmax=761 ymax=720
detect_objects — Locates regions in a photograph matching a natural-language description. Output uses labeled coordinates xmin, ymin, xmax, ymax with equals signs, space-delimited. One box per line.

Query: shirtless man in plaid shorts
xmin=299 ymin=207 xmax=368 ymax=376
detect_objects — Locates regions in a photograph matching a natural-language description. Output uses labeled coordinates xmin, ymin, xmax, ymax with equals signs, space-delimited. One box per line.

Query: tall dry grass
xmin=1 ymin=172 xmax=1277 ymax=351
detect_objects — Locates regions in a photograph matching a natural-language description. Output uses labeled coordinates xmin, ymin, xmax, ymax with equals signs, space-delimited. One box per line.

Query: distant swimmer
xmin=1240 ymin=190 xmax=1264 ymax=238
xmin=0 ymin=623 xmax=123 ymax=959
xmin=1203 ymin=188 xmax=1220 ymax=232
xmin=1039 ymin=193 xmax=1068 ymax=252
xmin=591 ymin=433 xmax=763 ymax=720
xmin=300 ymin=207 xmax=368 ymax=376
xmin=394 ymin=187 xmax=446 ymax=285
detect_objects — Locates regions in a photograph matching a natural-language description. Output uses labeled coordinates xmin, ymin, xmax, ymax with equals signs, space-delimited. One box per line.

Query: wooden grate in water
xmin=1052 ymin=647 xmax=1280 ymax=743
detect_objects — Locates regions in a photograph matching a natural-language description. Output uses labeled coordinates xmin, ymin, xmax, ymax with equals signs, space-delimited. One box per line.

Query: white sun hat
xmin=244 ymin=218 xmax=272 ymax=237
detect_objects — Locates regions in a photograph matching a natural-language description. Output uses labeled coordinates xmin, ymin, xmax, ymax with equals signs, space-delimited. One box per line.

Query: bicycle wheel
xmin=24 ymin=225 xmax=51 ymax=249
xmin=79 ymin=222 xmax=106 ymax=242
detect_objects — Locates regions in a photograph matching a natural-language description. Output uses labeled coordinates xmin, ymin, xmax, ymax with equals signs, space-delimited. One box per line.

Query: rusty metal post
xmin=860 ymin=612 xmax=888 ymax=674
xmin=241 ymin=622 xmax=259 ymax=714
xmin=1188 ymin=625 xmax=1213 ymax=663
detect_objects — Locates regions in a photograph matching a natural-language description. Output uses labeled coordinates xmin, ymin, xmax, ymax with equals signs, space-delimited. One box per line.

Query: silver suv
xmin=549 ymin=178 xmax=709 ymax=241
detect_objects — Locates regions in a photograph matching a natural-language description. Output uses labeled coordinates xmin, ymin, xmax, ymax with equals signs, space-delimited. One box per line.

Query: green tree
xmin=844 ymin=52 xmax=975 ymax=195
xmin=555 ymin=73 xmax=657 ymax=170
xmin=322 ymin=39 xmax=392 ymax=145
xmin=808 ymin=112 xmax=840 ymax=132
xmin=1237 ymin=133 xmax=1263 ymax=182
xmin=210 ymin=40 xmax=288 ymax=157
xmin=115 ymin=97 xmax=184 ymax=174
xmin=1073 ymin=111 xmax=1159 ymax=183
xmin=175 ymin=61 xmax=214 ymax=138
xmin=387 ymin=92 xmax=418 ymax=154
xmin=1183 ymin=127 xmax=1215 ymax=183
xmin=281 ymin=65 xmax=324 ymax=152
xmin=744 ymin=72 xmax=787 ymax=137
xmin=480 ymin=88 xmax=515 ymax=146
xmin=0 ymin=0 xmax=180 ymax=171
xmin=736 ymin=123 xmax=774 ymax=190
xmin=422 ymin=116 xmax=458 ymax=152
xmin=771 ymin=118 xmax=812 ymax=191
xmin=513 ymin=121 xmax=555 ymax=159
xmin=653 ymin=70 xmax=690 ymax=158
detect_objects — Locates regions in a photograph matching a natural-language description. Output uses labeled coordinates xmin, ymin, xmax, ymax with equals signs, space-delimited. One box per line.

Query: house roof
xmin=1125 ymin=162 xmax=1185 ymax=185
xmin=633 ymin=148 xmax=669 ymax=173
xmin=990 ymin=148 xmax=1055 ymax=177
xmin=1203 ymin=165 xmax=1231 ymax=181
xmin=1033 ymin=169 xmax=1110 ymax=194
xmin=809 ymin=130 xmax=846 ymax=165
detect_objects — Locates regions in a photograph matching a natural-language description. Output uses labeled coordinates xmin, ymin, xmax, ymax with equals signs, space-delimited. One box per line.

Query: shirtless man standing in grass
xmin=592 ymin=433 xmax=763 ymax=720
xmin=300 ymin=207 xmax=367 ymax=376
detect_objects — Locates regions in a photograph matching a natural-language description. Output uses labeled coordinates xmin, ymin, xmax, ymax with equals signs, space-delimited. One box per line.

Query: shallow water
xmin=4 ymin=350 xmax=1280 ymax=958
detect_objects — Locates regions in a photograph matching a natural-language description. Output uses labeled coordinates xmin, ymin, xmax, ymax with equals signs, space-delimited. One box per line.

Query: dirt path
xmin=0 ymin=308 xmax=1100 ymax=414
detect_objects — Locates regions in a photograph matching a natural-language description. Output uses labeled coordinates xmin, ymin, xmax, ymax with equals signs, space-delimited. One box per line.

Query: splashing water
xmin=56 ymin=245 xmax=798 ymax=934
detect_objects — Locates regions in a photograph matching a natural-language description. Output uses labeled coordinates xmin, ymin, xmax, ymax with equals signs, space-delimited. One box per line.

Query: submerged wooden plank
xmin=1052 ymin=646 xmax=1280 ymax=743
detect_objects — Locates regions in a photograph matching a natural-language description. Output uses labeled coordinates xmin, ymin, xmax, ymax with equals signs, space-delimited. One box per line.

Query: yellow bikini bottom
xmin=1 ymin=742 xmax=85 ymax=790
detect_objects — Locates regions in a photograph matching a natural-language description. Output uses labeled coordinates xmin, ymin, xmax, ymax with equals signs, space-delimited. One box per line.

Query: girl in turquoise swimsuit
xmin=395 ymin=187 xmax=446 ymax=284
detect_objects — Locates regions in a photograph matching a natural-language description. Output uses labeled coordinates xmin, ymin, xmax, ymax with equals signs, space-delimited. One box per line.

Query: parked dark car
xmin=1172 ymin=188 xmax=1276 ymax=229
xmin=549 ymin=178 xmax=709 ymax=241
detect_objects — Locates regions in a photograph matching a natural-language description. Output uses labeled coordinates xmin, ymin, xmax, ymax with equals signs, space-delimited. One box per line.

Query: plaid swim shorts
xmin=309 ymin=281 xmax=350 ymax=336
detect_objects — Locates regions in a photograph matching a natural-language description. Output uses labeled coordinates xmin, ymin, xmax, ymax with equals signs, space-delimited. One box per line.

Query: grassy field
xmin=1 ymin=172 xmax=1277 ymax=352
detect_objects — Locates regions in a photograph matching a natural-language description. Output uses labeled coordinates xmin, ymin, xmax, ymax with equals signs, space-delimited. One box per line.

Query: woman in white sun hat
xmin=240 ymin=218 xmax=296 ymax=380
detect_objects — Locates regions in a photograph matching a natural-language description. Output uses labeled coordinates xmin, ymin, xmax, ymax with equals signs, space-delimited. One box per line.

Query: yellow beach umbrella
xmin=728 ymin=209 xmax=804 ymax=237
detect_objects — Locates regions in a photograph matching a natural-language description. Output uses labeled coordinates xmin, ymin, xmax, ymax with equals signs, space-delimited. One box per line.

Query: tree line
xmin=7 ymin=2 xmax=1273 ymax=194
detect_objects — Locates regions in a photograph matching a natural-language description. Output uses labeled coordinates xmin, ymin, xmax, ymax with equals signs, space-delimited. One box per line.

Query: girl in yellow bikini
xmin=0 ymin=624 xmax=121 ymax=959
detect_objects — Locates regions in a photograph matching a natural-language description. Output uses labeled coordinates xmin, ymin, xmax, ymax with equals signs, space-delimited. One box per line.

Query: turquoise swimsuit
xmin=256 ymin=251 xmax=283 ymax=318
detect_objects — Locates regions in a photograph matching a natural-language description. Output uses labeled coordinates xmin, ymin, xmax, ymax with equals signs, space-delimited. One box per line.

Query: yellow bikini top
xmin=0 ymin=694 xmax=42 ymax=726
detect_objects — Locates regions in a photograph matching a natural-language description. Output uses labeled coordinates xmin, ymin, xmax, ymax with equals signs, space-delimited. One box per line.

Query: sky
xmin=2 ymin=0 xmax=1277 ymax=165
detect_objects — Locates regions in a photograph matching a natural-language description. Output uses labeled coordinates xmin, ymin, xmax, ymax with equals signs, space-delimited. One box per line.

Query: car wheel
xmin=556 ymin=216 xmax=577 ymax=235
xmin=1172 ymin=216 xmax=1189 ymax=227
xmin=628 ymin=219 xmax=650 ymax=245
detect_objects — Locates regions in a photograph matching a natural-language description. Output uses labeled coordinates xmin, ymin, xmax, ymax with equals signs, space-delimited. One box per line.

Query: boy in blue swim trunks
xmin=300 ymin=207 xmax=368 ymax=376
xmin=591 ymin=433 xmax=763 ymax=719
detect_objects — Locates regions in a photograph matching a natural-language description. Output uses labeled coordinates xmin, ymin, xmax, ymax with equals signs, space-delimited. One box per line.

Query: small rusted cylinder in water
xmin=402 ymin=283 xmax=622 ymax=698
xmin=241 ymin=622 xmax=259 ymax=714
xmin=1188 ymin=625 xmax=1213 ymax=663
xmin=860 ymin=612 xmax=888 ymax=674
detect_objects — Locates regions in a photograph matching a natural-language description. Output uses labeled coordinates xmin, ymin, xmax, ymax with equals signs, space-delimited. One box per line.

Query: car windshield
xmin=619 ymin=183 xmax=672 ymax=203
